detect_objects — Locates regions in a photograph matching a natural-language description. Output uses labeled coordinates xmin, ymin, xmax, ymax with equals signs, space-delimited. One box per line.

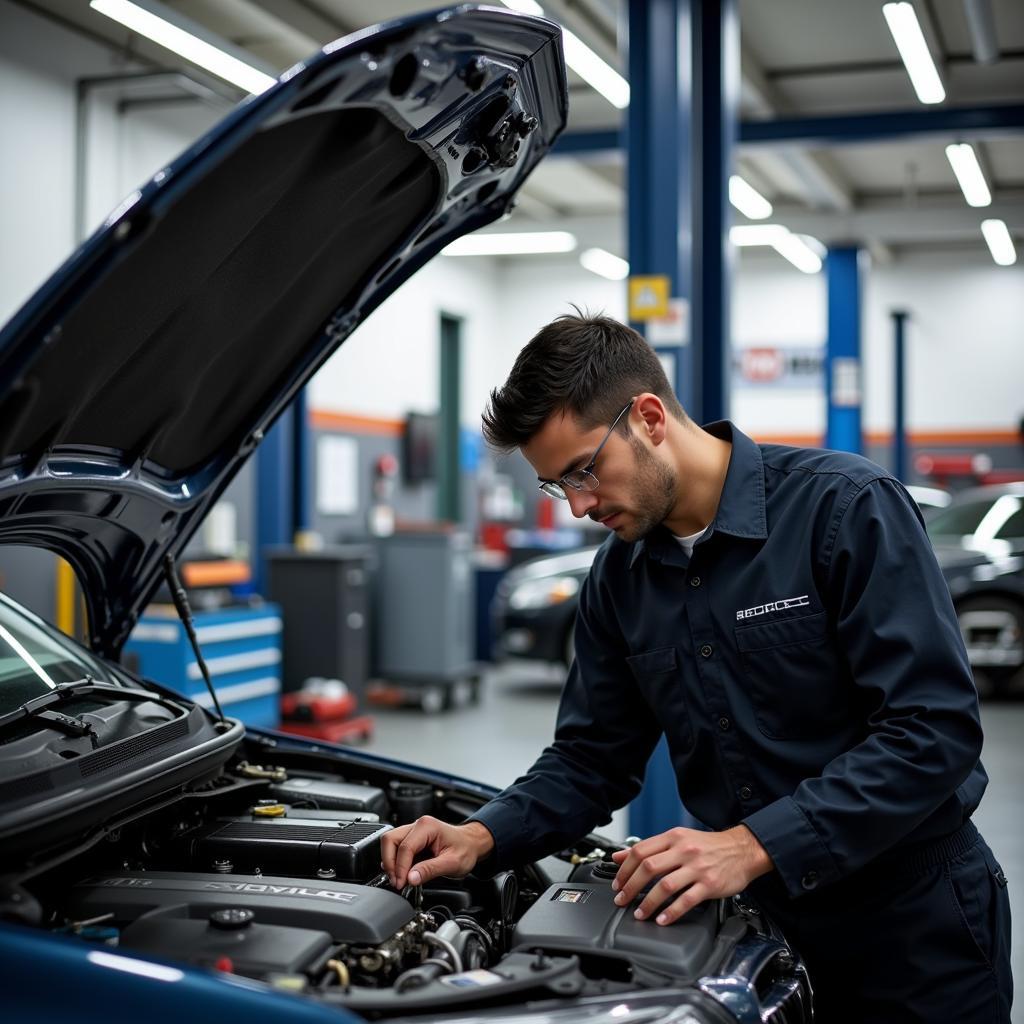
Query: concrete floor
xmin=365 ymin=663 xmax=1022 ymax=1019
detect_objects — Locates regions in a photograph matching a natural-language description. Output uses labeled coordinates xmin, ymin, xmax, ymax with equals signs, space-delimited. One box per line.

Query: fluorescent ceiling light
xmin=90 ymin=0 xmax=276 ymax=95
xmin=580 ymin=248 xmax=629 ymax=280
xmin=443 ymin=231 xmax=577 ymax=256
xmin=945 ymin=143 xmax=992 ymax=207
xmin=981 ymin=219 xmax=1017 ymax=266
xmin=729 ymin=224 xmax=822 ymax=274
xmin=729 ymin=176 xmax=773 ymax=219
xmin=502 ymin=1 xmax=629 ymax=108
xmin=882 ymin=2 xmax=945 ymax=104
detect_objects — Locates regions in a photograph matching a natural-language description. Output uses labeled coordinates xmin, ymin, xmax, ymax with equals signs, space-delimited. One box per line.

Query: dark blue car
xmin=0 ymin=8 xmax=810 ymax=1023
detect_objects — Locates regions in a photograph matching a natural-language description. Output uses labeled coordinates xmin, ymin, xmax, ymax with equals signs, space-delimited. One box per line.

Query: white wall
xmin=0 ymin=0 xmax=222 ymax=325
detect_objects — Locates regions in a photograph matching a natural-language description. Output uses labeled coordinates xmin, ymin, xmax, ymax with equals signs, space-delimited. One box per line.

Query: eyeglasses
xmin=539 ymin=399 xmax=635 ymax=500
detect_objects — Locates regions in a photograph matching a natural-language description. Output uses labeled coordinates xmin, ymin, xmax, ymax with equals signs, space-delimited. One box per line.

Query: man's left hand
xmin=610 ymin=825 xmax=774 ymax=925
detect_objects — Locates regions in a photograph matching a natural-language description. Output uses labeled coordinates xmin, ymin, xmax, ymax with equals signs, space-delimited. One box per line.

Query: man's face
xmin=523 ymin=407 xmax=677 ymax=543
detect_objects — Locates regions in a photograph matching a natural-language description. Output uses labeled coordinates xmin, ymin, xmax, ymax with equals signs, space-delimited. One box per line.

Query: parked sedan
xmin=493 ymin=482 xmax=1023 ymax=693
xmin=0 ymin=8 xmax=810 ymax=1024
xmin=926 ymin=483 xmax=1024 ymax=695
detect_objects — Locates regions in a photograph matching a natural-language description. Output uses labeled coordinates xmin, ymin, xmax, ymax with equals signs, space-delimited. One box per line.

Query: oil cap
xmin=252 ymin=803 xmax=287 ymax=818
xmin=209 ymin=908 xmax=255 ymax=930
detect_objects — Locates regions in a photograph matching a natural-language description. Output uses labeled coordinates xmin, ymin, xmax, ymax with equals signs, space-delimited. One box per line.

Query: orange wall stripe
xmin=310 ymin=409 xmax=405 ymax=436
xmin=752 ymin=429 xmax=1020 ymax=447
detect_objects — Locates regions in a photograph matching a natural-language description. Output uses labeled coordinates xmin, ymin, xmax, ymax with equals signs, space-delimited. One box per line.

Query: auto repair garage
xmin=0 ymin=1 xmax=1021 ymax=1021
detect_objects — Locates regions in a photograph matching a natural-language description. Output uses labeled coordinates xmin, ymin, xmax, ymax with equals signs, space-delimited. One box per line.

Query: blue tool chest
xmin=123 ymin=603 xmax=282 ymax=728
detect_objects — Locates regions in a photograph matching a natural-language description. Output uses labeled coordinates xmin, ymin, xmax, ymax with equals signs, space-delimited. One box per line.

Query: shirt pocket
xmin=625 ymin=646 xmax=694 ymax=748
xmin=733 ymin=611 xmax=848 ymax=739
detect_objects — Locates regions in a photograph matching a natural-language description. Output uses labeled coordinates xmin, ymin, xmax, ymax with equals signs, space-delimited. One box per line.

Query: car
xmin=0 ymin=7 xmax=811 ymax=1024
xmin=493 ymin=482 xmax=1006 ymax=678
xmin=926 ymin=482 xmax=1024 ymax=696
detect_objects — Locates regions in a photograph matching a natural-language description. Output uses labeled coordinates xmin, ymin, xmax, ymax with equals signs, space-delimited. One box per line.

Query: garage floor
xmin=366 ymin=663 xmax=1022 ymax=1018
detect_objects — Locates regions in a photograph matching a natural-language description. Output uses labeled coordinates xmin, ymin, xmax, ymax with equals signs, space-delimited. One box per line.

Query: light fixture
xmin=501 ymin=1 xmax=629 ymax=109
xmin=729 ymin=225 xmax=823 ymax=274
xmin=945 ymin=143 xmax=992 ymax=207
xmin=90 ymin=0 xmax=276 ymax=95
xmin=882 ymin=2 xmax=945 ymax=104
xmin=442 ymin=231 xmax=577 ymax=256
xmin=729 ymin=176 xmax=773 ymax=219
xmin=580 ymin=248 xmax=629 ymax=280
xmin=980 ymin=219 xmax=1017 ymax=266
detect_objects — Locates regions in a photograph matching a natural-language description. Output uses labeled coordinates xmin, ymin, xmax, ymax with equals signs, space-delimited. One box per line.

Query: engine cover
xmin=68 ymin=871 xmax=415 ymax=944
xmin=512 ymin=882 xmax=718 ymax=981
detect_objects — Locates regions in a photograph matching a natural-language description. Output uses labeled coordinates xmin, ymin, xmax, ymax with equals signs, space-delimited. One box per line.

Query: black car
xmin=0 ymin=8 xmax=811 ymax=1023
xmin=927 ymin=482 xmax=1024 ymax=695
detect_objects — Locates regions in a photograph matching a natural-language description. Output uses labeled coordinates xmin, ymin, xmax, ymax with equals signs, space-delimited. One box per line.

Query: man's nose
xmin=566 ymin=488 xmax=599 ymax=518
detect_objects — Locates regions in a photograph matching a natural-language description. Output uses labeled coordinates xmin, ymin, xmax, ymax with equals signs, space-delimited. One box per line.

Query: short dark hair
xmin=481 ymin=310 xmax=688 ymax=452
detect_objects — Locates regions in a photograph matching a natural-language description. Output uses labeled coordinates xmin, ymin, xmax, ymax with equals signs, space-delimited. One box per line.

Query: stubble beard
xmin=614 ymin=435 xmax=678 ymax=543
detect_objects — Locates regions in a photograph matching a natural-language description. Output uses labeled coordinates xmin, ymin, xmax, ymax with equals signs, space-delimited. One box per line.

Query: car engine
xmin=2 ymin=740 xmax=808 ymax=1019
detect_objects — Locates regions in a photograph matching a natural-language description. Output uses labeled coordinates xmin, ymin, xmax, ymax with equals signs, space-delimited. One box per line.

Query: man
xmin=381 ymin=312 xmax=1012 ymax=1021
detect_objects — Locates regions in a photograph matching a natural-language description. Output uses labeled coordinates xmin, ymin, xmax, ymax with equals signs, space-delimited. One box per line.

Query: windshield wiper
xmin=0 ymin=676 xmax=185 ymax=740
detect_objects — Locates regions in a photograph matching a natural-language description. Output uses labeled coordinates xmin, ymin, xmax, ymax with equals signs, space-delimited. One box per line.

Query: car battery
xmin=183 ymin=815 xmax=391 ymax=880
xmin=268 ymin=776 xmax=389 ymax=817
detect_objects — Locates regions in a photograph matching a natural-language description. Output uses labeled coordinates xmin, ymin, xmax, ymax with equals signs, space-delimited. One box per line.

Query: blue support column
xmin=255 ymin=412 xmax=293 ymax=595
xmin=892 ymin=311 xmax=909 ymax=481
xmin=627 ymin=0 xmax=692 ymax=409
xmin=692 ymin=0 xmax=738 ymax=424
xmin=292 ymin=388 xmax=311 ymax=533
xmin=626 ymin=0 xmax=691 ymax=839
xmin=825 ymin=247 xmax=863 ymax=453
xmin=627 ymin=0 xmax=734 ymax=839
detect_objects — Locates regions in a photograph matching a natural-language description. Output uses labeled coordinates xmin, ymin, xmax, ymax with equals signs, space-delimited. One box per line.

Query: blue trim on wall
xmin=825 ymin=247 xmax=863 ymax=454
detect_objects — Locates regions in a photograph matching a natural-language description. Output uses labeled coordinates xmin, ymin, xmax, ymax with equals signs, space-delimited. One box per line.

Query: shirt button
xmin=700 ymin=644 xmax=713 ymax=658
xmin=718 ymin=716 xmax=731 ymax=731
xmin=738 ymin=785 xmax=752 ymax=801
xmin=801 ymin=871 xmax=819 ymax=891
xmin=690 ymin=576 xmax=701 ymax=587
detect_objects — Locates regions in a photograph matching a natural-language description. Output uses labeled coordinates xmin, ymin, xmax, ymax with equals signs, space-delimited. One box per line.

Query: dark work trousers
xmin=750 ymin=821 xmax=1012 ymax=1023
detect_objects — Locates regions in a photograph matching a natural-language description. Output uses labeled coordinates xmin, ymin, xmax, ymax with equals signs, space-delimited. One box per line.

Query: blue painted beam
xmin=255 ymin=413 xmax=293 ymax=595
xmin=740 ymin=103 xmax=1024 ymax=147
xmin=825 ymin=248 xmax=863 ymax=454
xmin=555 ymin=103 xmax=1024 ymax=155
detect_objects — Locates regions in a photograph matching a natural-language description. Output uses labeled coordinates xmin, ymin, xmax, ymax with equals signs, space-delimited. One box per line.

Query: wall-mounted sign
xmin=731 ymin=345 xmax=824 ymax=389
xmin=646 ymin=298 xmax=689 ymax=346
xmin=628 ymin=275 xmax=670 ymax=320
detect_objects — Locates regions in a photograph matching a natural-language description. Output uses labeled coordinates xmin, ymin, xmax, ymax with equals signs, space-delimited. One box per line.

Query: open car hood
xmin=0 ymin=5 xmax=567 ymax=657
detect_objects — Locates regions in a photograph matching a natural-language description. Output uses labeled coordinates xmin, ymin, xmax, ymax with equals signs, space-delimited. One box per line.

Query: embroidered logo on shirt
xmin=735 ymin=594 xmax=809 ymax=621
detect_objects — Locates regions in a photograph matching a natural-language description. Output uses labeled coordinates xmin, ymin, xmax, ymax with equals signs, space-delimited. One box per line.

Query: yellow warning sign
xmin=628 ymin=275 xmax=670 ymax=320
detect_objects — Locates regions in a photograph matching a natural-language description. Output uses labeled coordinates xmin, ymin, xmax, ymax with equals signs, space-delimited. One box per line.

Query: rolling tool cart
xmin=370 ymin=528 xmax=481 ymax=712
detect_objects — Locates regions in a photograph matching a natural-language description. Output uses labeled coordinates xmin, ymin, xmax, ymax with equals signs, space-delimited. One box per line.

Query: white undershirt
xmin=671 ymin=526 xmax=708 ymax=558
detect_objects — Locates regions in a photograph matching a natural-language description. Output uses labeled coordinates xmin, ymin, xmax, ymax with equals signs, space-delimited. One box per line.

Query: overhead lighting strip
xmin=980 ymin=220 xmax=1017 ymax=266
xmin=502 ymin=1 xmax=629 ymax=109
xmin=882 ymin=2 xmax=945 ymax=105
xmin=729 ymin=176 xmax=773 ymax=220
xmin=90 ymin=0 xmax=277 ymax=95
xmin=580 ymin=248 xmax=629 ymax=280
xmin=442 ymin=231 xmax=577 ymax=256
xmin=945 ymin=143 xmax=992 ymax=207
xmin=730 ymin=225 xmax=823 ymax=274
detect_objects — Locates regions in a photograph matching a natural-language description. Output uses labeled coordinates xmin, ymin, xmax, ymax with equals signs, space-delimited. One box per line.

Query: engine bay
xmin=1 ymin=737 xmax=781 ymax=1018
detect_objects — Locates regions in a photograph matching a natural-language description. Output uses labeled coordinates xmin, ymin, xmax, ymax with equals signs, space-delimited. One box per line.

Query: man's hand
xmin=380 ymin=817 xmax=495 ymax=888
xmin=610 ymin=825 xmax=773 ymax=926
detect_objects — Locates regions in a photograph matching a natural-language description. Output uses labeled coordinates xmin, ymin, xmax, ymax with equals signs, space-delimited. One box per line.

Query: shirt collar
xmin=629 ymin=420 xmax=768 ymax=568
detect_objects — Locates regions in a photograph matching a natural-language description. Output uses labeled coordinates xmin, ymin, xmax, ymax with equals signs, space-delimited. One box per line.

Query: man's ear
xmin=633 ymin=394 xmax=667 ymax=446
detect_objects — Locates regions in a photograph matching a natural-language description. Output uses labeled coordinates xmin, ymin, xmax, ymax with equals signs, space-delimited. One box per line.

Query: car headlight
xmin=508 ymin=575 xmax=580 ymax=611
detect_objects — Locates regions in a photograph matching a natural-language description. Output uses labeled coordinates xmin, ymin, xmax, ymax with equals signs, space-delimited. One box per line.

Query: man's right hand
xmin=381 ymin=817 xmax=495 ymax=888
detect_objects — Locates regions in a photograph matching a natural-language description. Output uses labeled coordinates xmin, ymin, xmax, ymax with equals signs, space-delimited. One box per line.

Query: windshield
xmin=927 ymin=493 xmax=1024 ymax=548
xmin=0 ymin=592 xmax=120 ymax=714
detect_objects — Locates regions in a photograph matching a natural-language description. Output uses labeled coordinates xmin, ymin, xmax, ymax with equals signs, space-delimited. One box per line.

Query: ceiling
xmin=12 ymin=0 xmax=1024 ymax=267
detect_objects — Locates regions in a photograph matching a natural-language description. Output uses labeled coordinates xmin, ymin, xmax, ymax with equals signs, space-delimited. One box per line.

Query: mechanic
xmin=381 ymin=312 xmax=1013 ymax=1022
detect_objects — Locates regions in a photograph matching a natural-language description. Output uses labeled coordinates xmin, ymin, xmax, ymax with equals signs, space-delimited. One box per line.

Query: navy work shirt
xmin=470 ymin=421 xmax=987 ymax=900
